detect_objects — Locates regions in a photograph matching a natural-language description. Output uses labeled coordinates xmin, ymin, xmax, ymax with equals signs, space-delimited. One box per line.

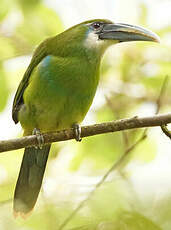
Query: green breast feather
xmin=18 ymin=55 xmax=100 ymax=133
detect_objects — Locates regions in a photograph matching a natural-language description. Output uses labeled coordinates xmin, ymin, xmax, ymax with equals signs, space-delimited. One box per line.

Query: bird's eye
xmin=92 ymin=22 xmax=102 ymax=30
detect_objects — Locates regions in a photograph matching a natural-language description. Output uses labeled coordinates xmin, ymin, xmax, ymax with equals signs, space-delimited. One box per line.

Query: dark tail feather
xmin=13 ymin=144 xmax=51 ymax=217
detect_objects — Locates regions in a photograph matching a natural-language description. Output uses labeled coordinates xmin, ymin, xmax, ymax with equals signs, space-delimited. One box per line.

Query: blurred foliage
xmin=16 ymin=5 xmax=63 ymax=46
xmin=0 ymin=63 xmax=9 ymax=112
xmin=0 ymin=1 xmax=171 ymax=230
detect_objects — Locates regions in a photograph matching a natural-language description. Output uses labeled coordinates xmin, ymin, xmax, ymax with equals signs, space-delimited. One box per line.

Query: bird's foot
xmin=32 ymin=128 xmax=44 ymax=149
xmin=73 ymin=124 xmax=82 ymax=142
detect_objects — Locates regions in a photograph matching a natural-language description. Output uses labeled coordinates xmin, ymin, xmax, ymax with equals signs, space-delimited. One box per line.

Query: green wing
xmin=12 ymin=40 xmax=49 ymax=123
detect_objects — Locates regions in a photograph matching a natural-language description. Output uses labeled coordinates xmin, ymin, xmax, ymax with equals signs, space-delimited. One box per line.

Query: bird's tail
xmin=13 ymin=144 xmax=51 ymax=218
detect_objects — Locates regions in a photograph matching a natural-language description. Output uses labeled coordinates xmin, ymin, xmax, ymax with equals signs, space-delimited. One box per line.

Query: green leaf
xmin=17 ymin=0 xmax=42 ymax=12
xmin=0 ymin=64 xmax=9 ymax=112
xmin=16 ymin=4 xmax=63 ymax=46
xmin=0 ymin=0 xmax=12 ymax=21
xmin=0 ymin=37 xmax=15 ymax=60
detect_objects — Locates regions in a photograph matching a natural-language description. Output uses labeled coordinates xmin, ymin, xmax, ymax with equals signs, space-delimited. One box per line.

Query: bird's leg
xmin=72 ymin=124 xmax=82 ymax=142
xmin=32 ymin=128 xmax=44 ymax=149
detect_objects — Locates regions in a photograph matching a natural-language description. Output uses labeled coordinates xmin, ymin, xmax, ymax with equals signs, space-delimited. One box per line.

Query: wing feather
xmin=12 ymin=39 xmax=50 ymax=123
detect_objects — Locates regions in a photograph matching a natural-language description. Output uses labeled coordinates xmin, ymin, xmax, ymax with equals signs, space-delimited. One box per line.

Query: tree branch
xmin=1 ymin=113 xmax=171 ymax=153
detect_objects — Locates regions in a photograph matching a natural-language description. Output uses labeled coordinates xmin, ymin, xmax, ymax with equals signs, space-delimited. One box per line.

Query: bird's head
xmin=64 ymin=19 xmax=159 ymax=55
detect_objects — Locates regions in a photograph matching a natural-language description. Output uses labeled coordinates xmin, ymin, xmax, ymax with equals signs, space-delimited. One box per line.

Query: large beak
xmin=99 ymin=23 xmax=160 ymax=43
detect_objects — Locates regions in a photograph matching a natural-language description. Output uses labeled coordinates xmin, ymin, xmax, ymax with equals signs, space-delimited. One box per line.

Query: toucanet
xmin=12 ymin=19 xmax=159 ymax=217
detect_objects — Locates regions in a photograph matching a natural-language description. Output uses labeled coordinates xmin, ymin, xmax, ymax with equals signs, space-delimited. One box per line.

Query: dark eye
xmin=92 ymin=22 xmax=102 ymax=30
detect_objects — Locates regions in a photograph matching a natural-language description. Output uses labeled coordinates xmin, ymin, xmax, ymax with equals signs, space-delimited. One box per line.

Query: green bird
xmin=12 ymin=19 xmax=159 ymax=217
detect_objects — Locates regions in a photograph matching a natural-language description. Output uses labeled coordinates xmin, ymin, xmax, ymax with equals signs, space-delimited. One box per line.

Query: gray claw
xmin=32 ymin=128 xmax=44 ymax=149
xmin=73 ymin=124 xmax=82 ymax=142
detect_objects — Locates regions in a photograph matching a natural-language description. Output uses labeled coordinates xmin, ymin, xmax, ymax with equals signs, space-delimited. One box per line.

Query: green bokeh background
xmin=0 ymin=0 xmax=171 ymax=229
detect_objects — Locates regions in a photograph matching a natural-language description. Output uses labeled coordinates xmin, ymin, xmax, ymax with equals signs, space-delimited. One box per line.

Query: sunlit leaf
xmin=16 ymin=4 xmax=63 ymax=46
xmin=0 ymin=0 xmax=12 ymax=21
xmin=0 ymin=64 xmax=9 ymax=112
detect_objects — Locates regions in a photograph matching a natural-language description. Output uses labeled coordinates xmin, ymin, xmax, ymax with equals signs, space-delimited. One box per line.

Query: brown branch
xmin=105 ymin=96 xmax=130 ymax=149
xmin=161 ymin=125 xmax=171 ymax=140
xmin=1 ymin=113 xmax=171 ymax=153
xmin=158 ymin=76 xmax=171 ymax=140
xmin=156 ymin=75 xmax=169 ymax=114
